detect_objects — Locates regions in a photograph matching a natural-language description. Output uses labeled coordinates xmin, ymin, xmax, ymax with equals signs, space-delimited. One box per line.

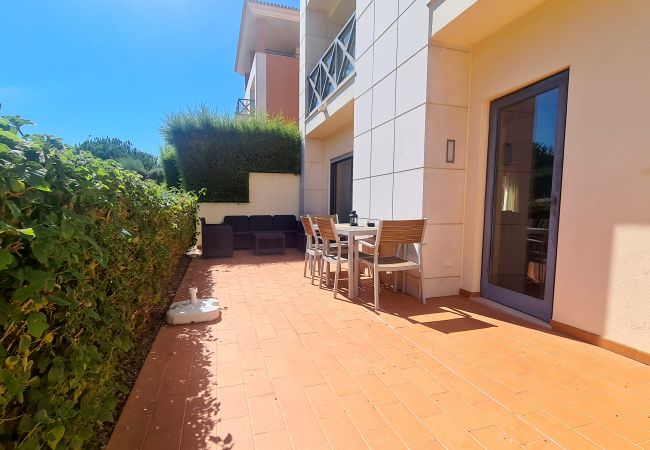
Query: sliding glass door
xmin=330 ymin=155 xmax=353 ymax=223
xmin=481 ymin=71 xmax=569 ymax=321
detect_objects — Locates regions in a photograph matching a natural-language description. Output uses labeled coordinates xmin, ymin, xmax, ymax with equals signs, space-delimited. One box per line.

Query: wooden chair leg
xmin=374 ymin=269 xmax=380 ymax=311
xmin=303 ymin=251 xmax=308 ymax=277
xmin=333 ymin=261 xmax=340 ymax=299
xmin=318 ymin=257 xmax=324 ymax=289
xmin=402 ymin=271 xmax=407 ymax=293
xmin=420 ymin=270 xmax=425 ymax=304
xmin=326 ymin=262 xmax=330 ymax=287
xmin=393 ymin=272 xmax=398 ymax=292
xmin=310 ymin=254 xmax=317 ymax=284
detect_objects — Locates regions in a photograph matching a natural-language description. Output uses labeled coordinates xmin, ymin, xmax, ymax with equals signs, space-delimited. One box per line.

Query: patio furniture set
xmin=200 ymin=214 xmax=304 ymax=258
xmin=301 ymin=215 xmax=427 ymax=310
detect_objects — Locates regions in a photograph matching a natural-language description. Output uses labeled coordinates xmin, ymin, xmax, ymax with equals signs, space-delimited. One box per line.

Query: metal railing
xmin=307 ymin=13 xmax=356 ymax=114
xmin=236 ymin=98 xmax=255 ymax=115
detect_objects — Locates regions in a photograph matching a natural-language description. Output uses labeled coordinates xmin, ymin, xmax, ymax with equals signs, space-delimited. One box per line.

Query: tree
xmin=77 ymin=137 xmax=162 ymax=182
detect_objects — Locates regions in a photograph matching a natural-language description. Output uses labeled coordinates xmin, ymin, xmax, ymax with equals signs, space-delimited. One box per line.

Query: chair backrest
xmin=311 ymin=214 xmax=339 ymax=224
xmin=300 ymin=216 xmax=316 ymax=237
xmin=314 ymin=217 xmax=339 ymax=243
xmin=376 ymin=219 xmax=426 ymax=245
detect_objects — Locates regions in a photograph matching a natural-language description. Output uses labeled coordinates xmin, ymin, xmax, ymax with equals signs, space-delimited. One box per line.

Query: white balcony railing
xmin=307 ymin=14 xmax=356 ymax=114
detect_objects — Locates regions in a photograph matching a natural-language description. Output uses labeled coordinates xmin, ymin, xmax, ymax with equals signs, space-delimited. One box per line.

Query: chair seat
xmin=359 ymin=255 xmax=419 ymax=271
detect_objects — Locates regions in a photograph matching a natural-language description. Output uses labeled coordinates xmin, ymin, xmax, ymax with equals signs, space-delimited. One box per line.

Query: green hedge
xmin=162 ymin=108 xmax=300 ymax=202
xmin=160 ymin=144 xmax=182 ymax=189
xmin=0 ymin=117 xmax=197 ymax=449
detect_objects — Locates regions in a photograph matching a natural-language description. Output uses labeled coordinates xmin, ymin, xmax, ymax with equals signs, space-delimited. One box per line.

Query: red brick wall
xmin=265 ymin=53 xmax=299 ymax=123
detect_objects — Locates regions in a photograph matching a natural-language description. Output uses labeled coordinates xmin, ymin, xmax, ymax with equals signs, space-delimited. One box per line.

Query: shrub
xmin=77 ymin=137 xmax=163 ymax=182
xmin=160 ymin=145 xmax=182 ymax=189
xmin=0 ymin=116 xmax=197 ymax=449
xmin=162 ymin=107 xmax=300 ymax=202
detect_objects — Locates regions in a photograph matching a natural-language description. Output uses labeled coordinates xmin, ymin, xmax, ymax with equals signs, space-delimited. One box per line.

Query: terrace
xmin=109 ymin=250 xmax=650 ymax=450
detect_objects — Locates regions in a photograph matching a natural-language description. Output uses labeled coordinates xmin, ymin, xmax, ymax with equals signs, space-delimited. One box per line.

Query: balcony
xmin=236 ymin=98 xmax=255 ymax=115
xmin=307 ymin=13 xmax=356 ymax=115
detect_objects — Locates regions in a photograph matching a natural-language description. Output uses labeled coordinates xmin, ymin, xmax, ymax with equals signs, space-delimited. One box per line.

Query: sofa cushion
xmin=224 ymin=215 xmax=249 ymax=233
xmin=272 ymin=215 xmax=298 ymax=232
xmin=249 ymin=215 xmax=273 ymax=232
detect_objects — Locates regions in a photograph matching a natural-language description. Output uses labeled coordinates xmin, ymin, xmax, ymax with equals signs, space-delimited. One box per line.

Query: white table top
xmin=334 ymin=224 xmax=378 ymax=235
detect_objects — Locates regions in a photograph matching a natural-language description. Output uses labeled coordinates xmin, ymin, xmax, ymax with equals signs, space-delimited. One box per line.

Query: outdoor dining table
xmin=334 ymin=223 xmax=378 ymax=297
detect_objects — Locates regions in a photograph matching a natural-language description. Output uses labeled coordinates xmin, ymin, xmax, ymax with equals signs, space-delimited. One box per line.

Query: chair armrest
xmin=358 ymin=239 xmax=376 ymax=251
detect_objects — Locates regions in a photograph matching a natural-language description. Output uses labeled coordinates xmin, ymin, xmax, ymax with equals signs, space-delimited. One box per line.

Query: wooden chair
xmin=311 ymin=214 xmax=339 ymax=223
xmin=314 ymin=217 xmax=348 ymax=298
xmin=300 ymin=216 xmax=320 ymax=284
xmin=357 ymin=219 xmax=426 ymax=310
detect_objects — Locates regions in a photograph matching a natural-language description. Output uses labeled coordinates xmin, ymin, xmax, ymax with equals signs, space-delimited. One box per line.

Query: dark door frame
xmin=480 ymin=70 xmax=569 ymax=322
xmin=329 ymin=153 xmax=353 ymax=221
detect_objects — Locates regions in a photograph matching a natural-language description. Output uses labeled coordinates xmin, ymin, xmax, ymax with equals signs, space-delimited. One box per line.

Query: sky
xmin=1 ymin=0 xmax=300 ymax=155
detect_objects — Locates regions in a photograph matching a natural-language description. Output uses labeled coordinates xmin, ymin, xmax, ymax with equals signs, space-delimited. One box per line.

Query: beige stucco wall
xmin=462 ymin=0 xmax=650 ymax=351
xmin=197 ymin=172 xmax=300 ymax=246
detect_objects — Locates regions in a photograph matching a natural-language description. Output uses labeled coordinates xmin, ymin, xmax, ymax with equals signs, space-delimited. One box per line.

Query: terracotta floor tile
xmin=570 ymin=400 xmax=650 ymax=443
xmin=400 ymin=367 xmax=447 ymax=396
xmin=240 ymin=348 xmax=265 ymax=371
xmin=420 ymin=412 xmax=483 ymax=449
xmin=339 ymin=392 xmax=387 ymax=432
xmin=283 ymin=404 xmax=328 ymax=449
xmin=216 ymin=384 xmax=248 ymax=419
xmin=473 ymin=401 xmax=543 ymax=445
xmin=356 ymin=373 xmax=399 ymax=406
xmin=319 ymin=414 xmax=369 ymax=450
xmin=265 ymin=354 xmax=295 ymax=380
xmin=517 ymin=389 xmax=591 ymax=428
xmin=429 ymin=391 xmax=492 ymax=431
xmin=376 ymin=402 xmax=434 ymax=447
xmin=214 ymin=416 xmax=254 ymax=450
xmin=477 ymin=381 xmax=538 ymax=416
xmin=469 ymin=425 xmax=522 ymax=449
xmin=253 ymin=429 xmax=292 ymax=450
xmin=110 ymin=253 xmax=650 ymax=450
xmin=248 ymin=393 xmax=285 ymax=435
xmin=260 ymin=337 xmax=285 ymax=357
xmin=434 ymin=372 xmax=491 ymax=405
xmin=574 ymin=422 xmax=639 ymax=449
xmin=106 ymin=413 xmax=150 ymax=450
xmin=148 ymin=394 xmax=186 ymax=435
xmin=142 ymin=429 xmax=181 ymax=450
xmin=319 ymin=365 xmax=360 ymax=396
xmin=304 ymin=383 xmax=346 ymax=419
xmin=522 ymin=411 xmax=598 ymax=449
xmin=217 ymin=343 xmax=240 ymax=364
xmin=524 ymin=438 xmax=563 ymax=449
xmin=390 ymin=382 xmax=442 ymax=419
xmin=370 ymin=359 xmax=407 ymax=386
xmin=294 ymin=360 xmax=327 ymax=387
xmin=274 ymin=375 xmax=311 ymax=409
xmin=362 ymin=425 xmax=408 ymax=450
xmin=338 ymin=353 xmax=373 ymax=377
xmin=408 ymin=441 xmax=445 ymax=450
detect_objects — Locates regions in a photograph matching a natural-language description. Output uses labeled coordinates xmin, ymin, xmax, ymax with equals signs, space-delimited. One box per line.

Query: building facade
xmin=300 ymin=0 xmax=650 ymax=358
xmin=235 ymin=0 xmax=300 ymax=121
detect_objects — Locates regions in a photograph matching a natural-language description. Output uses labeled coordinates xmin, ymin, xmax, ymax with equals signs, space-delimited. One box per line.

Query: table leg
xmin=348 ymin=233 xmax=355 ymax=298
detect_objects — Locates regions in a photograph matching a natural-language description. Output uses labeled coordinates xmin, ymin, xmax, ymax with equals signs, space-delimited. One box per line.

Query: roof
xmin=234 ymin=0 xmax=300 ymax=75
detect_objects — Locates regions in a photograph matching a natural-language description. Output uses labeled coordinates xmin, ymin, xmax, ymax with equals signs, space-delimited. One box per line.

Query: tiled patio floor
xmin=108 ymin=251 xmax=650 ymax=450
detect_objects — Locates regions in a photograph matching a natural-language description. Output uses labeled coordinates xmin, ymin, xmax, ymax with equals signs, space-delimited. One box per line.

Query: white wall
xmin=461 ymin=0 xmax=650 ymax=351
xmin=197 ymin=172 xmax=300 ymax=246
xmin=354 ymin=0 xmax=463 ymax=298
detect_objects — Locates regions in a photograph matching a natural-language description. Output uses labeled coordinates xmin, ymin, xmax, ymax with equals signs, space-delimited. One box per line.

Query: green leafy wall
xmin=0 ymin=117 xmax=197 ymax=449
xmin=162 ymin=109 xmax=300 ymax=202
